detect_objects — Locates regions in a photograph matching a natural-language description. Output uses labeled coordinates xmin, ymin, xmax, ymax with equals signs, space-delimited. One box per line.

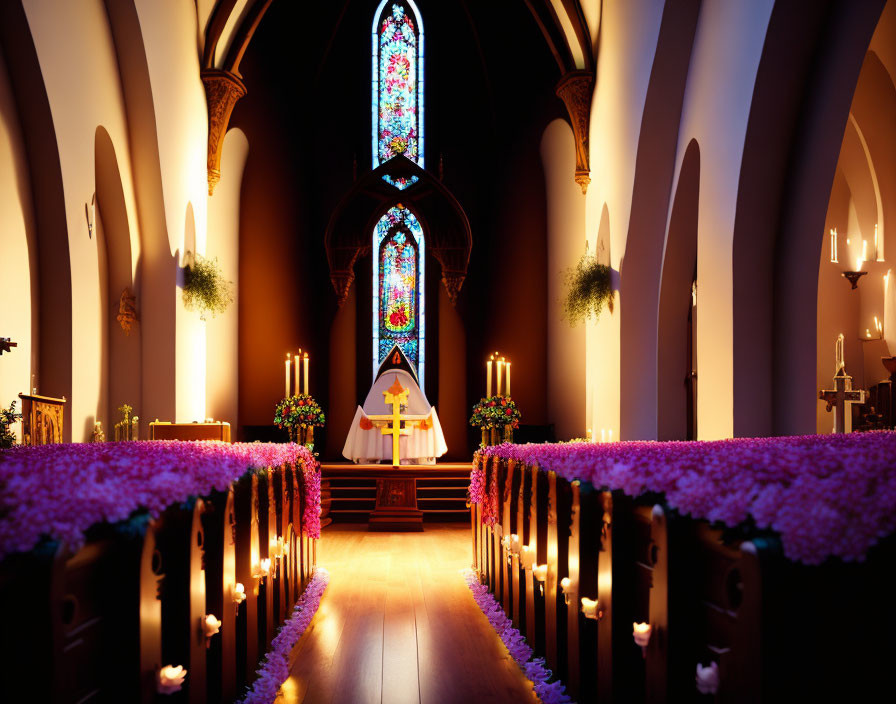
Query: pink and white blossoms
xmin=0 ymin=441 xmax=320 ymax=560
xmin=464 ymin=569 xmax=573 ymax=704
xmin=239 ymin=568 xmax=329 ymax=704
xmin=471 ymin=432 xmax=896 ymax=565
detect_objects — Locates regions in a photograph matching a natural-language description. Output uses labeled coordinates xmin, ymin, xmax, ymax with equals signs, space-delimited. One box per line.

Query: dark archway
xmin=657 ymin=140 xmax=699 ymax=441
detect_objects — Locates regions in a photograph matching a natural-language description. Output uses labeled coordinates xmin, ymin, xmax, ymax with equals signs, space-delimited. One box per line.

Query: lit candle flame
xmin=581 ymin=597 xmax=600 ymax=620
xmin=203 ymin=613 xmax=222 ymax=638
xmin=633 ymin=622 xmax=652 ymax=647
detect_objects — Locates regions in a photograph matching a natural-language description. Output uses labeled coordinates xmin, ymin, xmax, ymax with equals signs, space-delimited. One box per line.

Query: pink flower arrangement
xmin=471 ymin=432 xmax=896 ymax=565
xmin=239 ymin=567 xmax=329 ymax=703
xmin=0 ymin=441 xmax=320 ymax=560
xmin=464 ymin=569 xmax=572 ymax=704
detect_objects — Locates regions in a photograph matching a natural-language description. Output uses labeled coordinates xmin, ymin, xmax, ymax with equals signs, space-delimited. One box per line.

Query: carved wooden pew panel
xmin=234 ymin=472 xmax=260 ymax=687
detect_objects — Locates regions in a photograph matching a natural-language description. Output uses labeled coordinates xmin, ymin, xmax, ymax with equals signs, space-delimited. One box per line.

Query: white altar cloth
xmin=341 ymin=369 xmax=448 ymax=464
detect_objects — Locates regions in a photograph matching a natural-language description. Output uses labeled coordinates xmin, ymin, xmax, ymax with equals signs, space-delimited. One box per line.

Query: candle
xmin=520 ymin=545 xmax=534 ymax=570
xmin=303 ymin=353 xmax=309 ymax=396
xmin=285 ymin=354 xmax=291 ymax=397
xmin=487 ymin=356 xmax=493 ymax=397
xmin=496 ymin=358 xmax=504 ymax=396
xmin=533 ymin=564 xmax=547 ymax=582
xmin=510 ymin=533 xmax=520 ymax=554
xmin=586 ymin=428 xmax=592 ymax=442
xmin=157 ymin=665 xmax=187 ymax=695
xmin=633 ymin=622 xmax=652 ymax=647
xmin=203 ymin=613 xmax=222 ymax=638
xmin=294 ymin=350 xmax=301 ymax=395
xmin=232 ymin=582 xmax=246 ymax=604
xmin=581 ymin=597 xmax=600 ymax=620
xmin=506 ymin=361 xmax=511 ymax=396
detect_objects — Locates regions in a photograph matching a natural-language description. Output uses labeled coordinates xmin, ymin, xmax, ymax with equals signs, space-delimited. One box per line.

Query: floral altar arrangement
xmin=0 ymin=400 xmax=21 ymax=449
xmin=470 ymin=432 xmax=896 ymax=565
xmin=274 ymin=393 xmax=326 ymax=448
xmin=470 ymin=395 xmax=521 ymax=446
xmin=0 ymin=441 xmax=321 ymax=560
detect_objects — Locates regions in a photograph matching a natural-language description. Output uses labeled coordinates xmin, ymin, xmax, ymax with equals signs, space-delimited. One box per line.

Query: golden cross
xmin=369 ymin=375 xmax=410 ymax=465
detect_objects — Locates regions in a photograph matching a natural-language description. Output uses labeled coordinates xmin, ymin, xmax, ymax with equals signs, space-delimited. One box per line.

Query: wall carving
xmin=556 ymin=70 xmax=595 ymax=194
xmin=202 ymin=69 xmax=247 ymax=196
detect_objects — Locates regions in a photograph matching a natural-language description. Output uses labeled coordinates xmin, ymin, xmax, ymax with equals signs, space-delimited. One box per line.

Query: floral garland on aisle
xmin=467 ymin=454 xmax=502 ymax=527
xmin=463 ymin=569 xmax=573 ymax=704
xmin=472 ymin=432 xmax=896 ymax=565
xmin=0 ymin=441 xmax=319 ymax=560
xmin=239 ymin=567 xmax=330 ymax=704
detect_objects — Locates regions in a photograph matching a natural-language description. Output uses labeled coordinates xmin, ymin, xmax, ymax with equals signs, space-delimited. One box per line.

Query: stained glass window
xmin=372 ymin=0 xmax=424 ymax=190
xmin=372 ymin=206 xmax=425 ymax=386
xmin=372 ymin=1 xmax=425 ymax=386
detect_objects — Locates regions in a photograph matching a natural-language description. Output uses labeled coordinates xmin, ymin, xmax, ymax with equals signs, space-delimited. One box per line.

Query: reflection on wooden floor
xmin=276 ymin=524 xmax=538 ymax=704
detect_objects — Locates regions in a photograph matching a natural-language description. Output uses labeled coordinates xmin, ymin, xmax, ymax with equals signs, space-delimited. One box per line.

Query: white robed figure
xmin=342 ymin=346 xmax=448 ymax=464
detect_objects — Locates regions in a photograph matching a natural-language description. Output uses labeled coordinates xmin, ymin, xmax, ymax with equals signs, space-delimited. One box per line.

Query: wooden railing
xmin=0 ymin=463 xmax=317 ymax=703
xmin=471 ymin=455 xmax=894 ymax=702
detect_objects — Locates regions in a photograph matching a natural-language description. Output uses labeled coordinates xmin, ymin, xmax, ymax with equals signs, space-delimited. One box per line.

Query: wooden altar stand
xmin=321 ymin=463 xmax=470 ymax=531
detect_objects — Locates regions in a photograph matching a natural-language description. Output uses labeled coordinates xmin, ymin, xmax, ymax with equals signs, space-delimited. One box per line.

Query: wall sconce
xmin=157 ymin=665 xmax=187 ymax=694
xmin=533 ymin=564 xmax=547 ymax=595
xmin=560 ymin=577 xmax=573 ymax=605
xmin=520 ymin=545 xmax=535 ymax=570
xmin=696 ymin=662 xmax=720 ymax=695
xmin=843 ymin=257 xmax=867 ymax=289
xmin=232 ymin=582 xmax=247 ymax=604
xmin=203 ymin=614 xmax=222 ymax=641
xmin=633 ymin=622 xmax=652 ymax=656
xmin=581 ymin=597 xmax=601 ymax=620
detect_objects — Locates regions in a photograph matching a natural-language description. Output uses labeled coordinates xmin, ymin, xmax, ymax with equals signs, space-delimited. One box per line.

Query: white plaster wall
xmin=584 ymin=0 xmax=666 ymax=441
xmin=133 ymin=0 xmax=209 ymax=422
xmin=0 ymin=49 xmax=37 ymax=441
xmin=22 ymin=0 xmax=143 ymax=440
xmin=541 ymin=119 xmax=586 ymax=440
xmin=666 ymin=0 xmax=775 ymax=439
xmin=206 ymin=128 xmax=248 ymax=427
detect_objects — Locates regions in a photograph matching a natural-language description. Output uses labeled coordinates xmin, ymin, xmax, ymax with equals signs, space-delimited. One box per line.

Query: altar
xmin=342 ymin=347 xmax=447 ymax=465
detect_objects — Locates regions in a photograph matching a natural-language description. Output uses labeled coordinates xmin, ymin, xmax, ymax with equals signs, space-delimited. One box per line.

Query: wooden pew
xmin=157 ymin=499 xmax=207 ymax=704
xmin=234 ymin=472 xmax=260 ymax=687
xmin=201 ymin=488 xmax=238 ymax=703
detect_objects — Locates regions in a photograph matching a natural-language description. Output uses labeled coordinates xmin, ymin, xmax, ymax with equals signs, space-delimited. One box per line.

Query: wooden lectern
xmin=18 ymin=393 xmax=66 ymax=445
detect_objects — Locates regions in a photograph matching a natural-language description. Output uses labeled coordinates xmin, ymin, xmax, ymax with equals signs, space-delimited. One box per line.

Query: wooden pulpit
xmin=18 ymin=393 xmax=66 ymax=445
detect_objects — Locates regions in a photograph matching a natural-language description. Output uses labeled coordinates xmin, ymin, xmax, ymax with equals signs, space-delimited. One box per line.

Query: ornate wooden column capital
xmin=202 ymin=69 xmax=247 ymax=196
xmin=556 ymin=70 xmax=595 ymax=194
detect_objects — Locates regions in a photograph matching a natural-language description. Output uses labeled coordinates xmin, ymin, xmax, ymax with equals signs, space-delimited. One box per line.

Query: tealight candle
xmin=533 ymin=564 xmax=547 ymax=582
xmin=232 ymin=582 xmax=246 ymax=604
xmin=520 ymin=545 xmax=534 ymax=570
xmin=581 ymin=597 xmax=600 ymax=620
xmin=158 ymin=665 xmax=187 ymax=694
xmin=696 ymin=662 xmax=720 ymax=695
xmin=633 ymin=622 xmax=652 ymax=647
xmin=560 ymin=577 xmax=572 ymax=604
xmin=203 ymin=613 xmax=221 ymax=638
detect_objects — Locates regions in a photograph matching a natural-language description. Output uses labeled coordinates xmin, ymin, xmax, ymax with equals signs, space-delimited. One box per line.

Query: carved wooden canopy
xmin=325 ymin=155 xmax=472 ymax=307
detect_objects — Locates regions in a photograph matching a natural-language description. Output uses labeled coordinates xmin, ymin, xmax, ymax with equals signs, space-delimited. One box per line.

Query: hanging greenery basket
xmin=562 ymin=249 xmax=612 ymax=326
xmin=183 ymin=252 xmax=233 ymax=320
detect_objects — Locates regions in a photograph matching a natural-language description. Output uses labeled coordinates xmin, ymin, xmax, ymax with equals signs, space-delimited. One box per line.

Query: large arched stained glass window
xmin=372 ymin=0 xmax=424 ymax=190
xmin=373 ymin=206 xmax=425 ymax=386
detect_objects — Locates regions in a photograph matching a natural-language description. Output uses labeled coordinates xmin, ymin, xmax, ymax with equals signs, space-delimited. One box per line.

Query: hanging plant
xmin=562 ymin=249 xmax=612 ymax=326
xmin=182 ymin=252 xmax=233 ymax=320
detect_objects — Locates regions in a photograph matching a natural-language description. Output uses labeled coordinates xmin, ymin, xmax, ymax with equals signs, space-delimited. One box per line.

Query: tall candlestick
xmin=487 ymin=356 xmax=493 ymax=397
xmin=294 ymin=351 xmax=301 ymax=395
xmin=285 ymin=354 xmax=291 ymax=398
xmin=830 ymin=228 xmax=838 ymax=263
xmin=497 ymin=359 xmax=504 ymax=396
xmin=863 ymin=240 xmax=868 ymax=264
xmin=506 ymin=361 xmax=511 ymax=396
xmin=303 ymin=353 xmax=309 ymax=396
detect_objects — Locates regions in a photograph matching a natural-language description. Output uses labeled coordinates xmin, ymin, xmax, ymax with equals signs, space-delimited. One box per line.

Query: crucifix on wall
xmin=0 ymin=338 xmax=17 ymax=355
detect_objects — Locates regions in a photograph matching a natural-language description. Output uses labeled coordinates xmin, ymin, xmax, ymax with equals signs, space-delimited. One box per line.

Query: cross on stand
xmin=819 ymin=367 xmax=866 ymax=433
xmin=366 ymin=375 xmax=429 ymax=466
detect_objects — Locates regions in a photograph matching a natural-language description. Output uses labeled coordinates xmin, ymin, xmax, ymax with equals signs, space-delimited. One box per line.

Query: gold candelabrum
xmin=481 ymin=425 xmax=514 ymax=447
xmin=289 ymin=425 xmax=314 ymax=446
xmin=114 ymin=404 xmax=139 ymax=441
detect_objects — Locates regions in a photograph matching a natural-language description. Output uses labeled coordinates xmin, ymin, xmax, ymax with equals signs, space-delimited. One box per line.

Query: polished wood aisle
xmin=276 ymin=524 xmax=538 ymax=704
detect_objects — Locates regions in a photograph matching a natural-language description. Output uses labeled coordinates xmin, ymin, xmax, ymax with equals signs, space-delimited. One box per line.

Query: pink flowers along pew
xmin=471 ymin=431 xmax=896 ymax=565
xmin=0 ymin=440 xmax=321 ymax=560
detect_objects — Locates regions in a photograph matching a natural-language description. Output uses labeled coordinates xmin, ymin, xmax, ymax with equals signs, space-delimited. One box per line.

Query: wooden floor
xmin=276 ymin=524 xmax=538 ymax=704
